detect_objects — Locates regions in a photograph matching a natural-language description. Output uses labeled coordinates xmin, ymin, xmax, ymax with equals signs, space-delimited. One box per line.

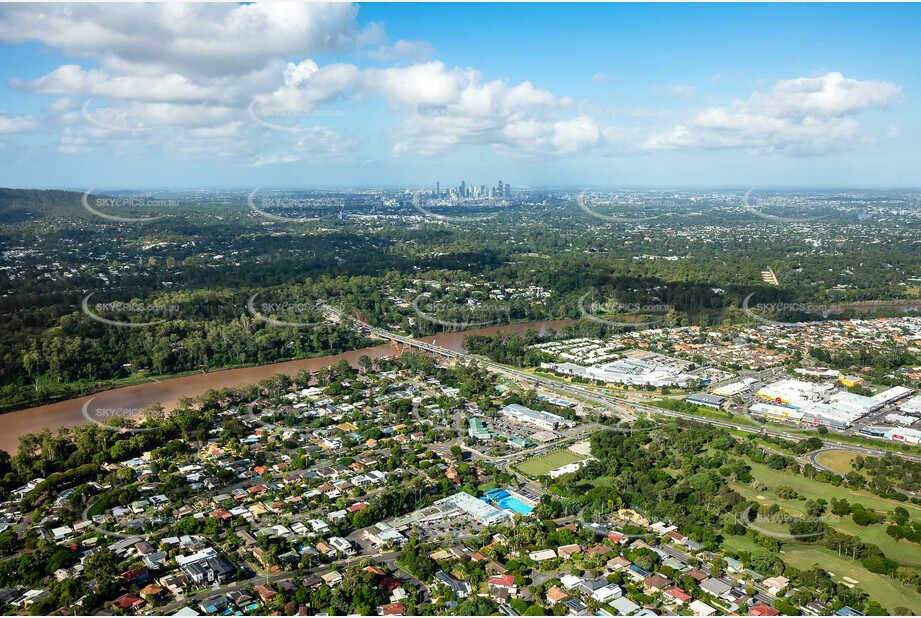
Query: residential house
xmin=176 ymin=548 xmax=234 ymax=584
xmin=487 ymin=574 xmax=518 ymax=601
xmin=561 ymin=597 xmax=588 ymax=616
xmin=700 ymin=577 xmax=732 ymax=599
xmin=528 ymin=549 xmax=557 ymax=562
xmin=611 ymin=597 xmax=640 ymax=615
xmin=665 ymin=587 xmax=693 ymax=605
xmin=607 ymin=556 xmax=631 ymax=571
xmin=690 ymin=600 xmax=718 ymax=616
xmin=254 ymin=584 xmax=277 ymax=604
xmin=434 ymin=571 xmax=471 ymax=598
xmin=762 ymin=576 xmax=790 ymax=595
xmin=378 ymin=602 xmax=405 ymax=616
xmin=112 ymin=593 xmax=145 ymax=613
xmin=546 ymin=586 xmax=569 ymax=605
xmin=139 ymin=585 xmax=166 ymax=602
xmin=644 ymin=574 xmax=670 ymax=593
xmin=557 ymin=544 xmax=581 ymax=559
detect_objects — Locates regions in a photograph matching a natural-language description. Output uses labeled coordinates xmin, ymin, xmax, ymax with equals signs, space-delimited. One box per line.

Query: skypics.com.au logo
xmin=82 ymin=190 xmax=173 ymax=223
xmin=83 ymin=293 xmax=180 ymax=328
xmin=742 ymin=188 xmax=827 ymax=224
xmin=247 ymin=99 xmax=344 ymax=133
xmin=246 ymin=293 xmax=323 ymax=329
xmin=578 ymin=290 xmax=673 ymax=328
xmin=741 ymin=294 xmax=836 ymax=328
xmin=247 ymin=189 xmax=327 ymax=223
xmin=81 ymin=98 xmax=163 ymax=133
xmin=741 ymin=293 xmax=921 ymax=328
xmin=577 ymin=191 xmax=666 ymax=224
xmin=412 ymin=293 xmax=511 ymax=329
xmin=81 ymin=398 xmax=162 ymax=434
xmin=735 ymin=504 xmax=839 ymax=541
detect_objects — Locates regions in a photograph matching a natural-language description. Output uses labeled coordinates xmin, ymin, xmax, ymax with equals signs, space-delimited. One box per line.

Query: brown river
xmin=0 ymin=320 xmax=573 ymax=454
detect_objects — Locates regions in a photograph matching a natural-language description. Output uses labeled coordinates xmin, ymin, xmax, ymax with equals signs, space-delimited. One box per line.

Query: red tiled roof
xmin=665 ymin=587 xmax=692 ymax=602
xmin=112 ymin=594 xmax=144 ymax=609
xmin=488 ymin=574 xmax=516 ymax=587
xmin=379 ymin=602 xmax=405 ymax=616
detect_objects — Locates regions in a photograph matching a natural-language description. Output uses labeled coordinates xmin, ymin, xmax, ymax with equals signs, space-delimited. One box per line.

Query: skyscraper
xmin=436 ymin=181 xmax=440 ymax=196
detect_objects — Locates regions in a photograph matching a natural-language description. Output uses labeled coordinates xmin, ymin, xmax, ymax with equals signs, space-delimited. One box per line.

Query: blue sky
xmin=0 ymin=3 xmax=917 ymax=189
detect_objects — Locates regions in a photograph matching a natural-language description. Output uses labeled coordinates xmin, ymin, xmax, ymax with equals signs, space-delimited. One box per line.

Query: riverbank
xmin=0 ymin=320 xmax=574 ymax=454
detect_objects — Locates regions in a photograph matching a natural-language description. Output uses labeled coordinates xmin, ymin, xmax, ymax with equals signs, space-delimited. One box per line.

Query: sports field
xmin=516 ymin=449 xmax=586 ymax=477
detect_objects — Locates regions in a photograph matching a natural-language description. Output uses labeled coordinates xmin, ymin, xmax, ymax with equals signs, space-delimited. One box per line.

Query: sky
xmin=0 ymin=2 xmax=918 ymax=190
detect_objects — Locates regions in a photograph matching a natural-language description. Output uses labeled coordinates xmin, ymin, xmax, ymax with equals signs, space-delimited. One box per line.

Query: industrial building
xmin=900 ymin=395 xmax=921 ymax=415
xmin=794 ymin=367 xmax=841 ymax=379
xmin=756 ymin=379 xmax=834 ymax=407
xmin=686 ymin=393 xmax=727 ymax=409
xmin=749 ymin=403 xmax=805 ymax=423
xmin=433 ymin=492 xmax=509 ymax=525
xmin=884 ymin=413 xmax=916 ymax=426
xmin=753 ymin=379 xmax=912 ymax=430
xmin=583 ymin=357 xmax=694 ymax=387
xmin=885 ymin=427 xmax=921 ymax=444
xmin=859 ymin=425 xmax=921 ymax=444
xmin=468 ymin=417 xmax=491 ymax=441
xmin=499 ymin=404 xmax=575 ymax=431
xmin=859 ymin=426 xmax=890 ymax=438
xmin=712 ymin=378 xmax=758 ymax=396
xmin=839 ymin=375 xmax=865 ymax=388
xmin=869 ymin=386 xmax=913 ymax=406
xmin=827 ymin=392 xmax=877 ymax=419
xmin=798 ymin=403 xmax=853 ymax=431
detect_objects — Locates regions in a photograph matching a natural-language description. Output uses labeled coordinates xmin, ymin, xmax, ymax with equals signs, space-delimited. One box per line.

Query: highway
xmin=327 ymin=306 xmax=921 ymax=465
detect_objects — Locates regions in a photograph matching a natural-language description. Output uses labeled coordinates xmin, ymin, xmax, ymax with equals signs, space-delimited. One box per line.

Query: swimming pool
xmin=497 ymin=495 xmax=533 ymax=515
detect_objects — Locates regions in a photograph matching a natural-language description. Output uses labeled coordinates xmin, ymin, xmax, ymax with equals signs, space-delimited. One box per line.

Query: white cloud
xmin=0 ymin=111 xmax=39 ymax=134
xmin=0 ymin=3 xmax=371 ymax=78
xmin=14 ymin=64 xmax=214 ymax=102
xmin=0 ymin=2 xmax=906 ymax=164
xmin=46 ymin=97 xmax=76 ymax=113
xmin=751 ymin=71 xmax=902 ymax=118
xmin=367 ymin=39 xmax=435 ymax=62
xmin=257 ymin=60 xmax=581 ymax=157
xmin=645 ymin=72 xmax=902 ymax=156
